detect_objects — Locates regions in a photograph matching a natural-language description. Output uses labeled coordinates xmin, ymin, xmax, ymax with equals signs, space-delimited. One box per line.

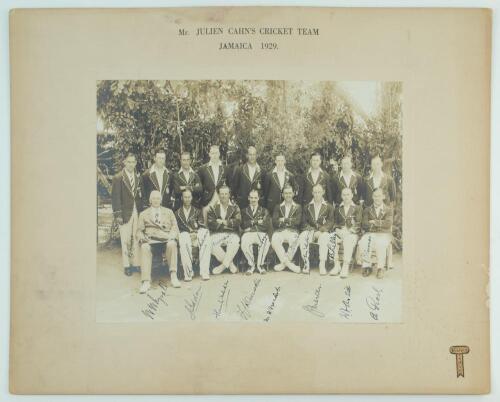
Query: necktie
xmin=130 ymin=174 xmax=135 ymax=190
xmin=155 ymin=212 xmax=160 ymax=224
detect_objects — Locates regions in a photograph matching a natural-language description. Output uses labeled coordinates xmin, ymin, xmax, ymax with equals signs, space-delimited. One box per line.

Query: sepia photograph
xmin=96 ymin=80 xmax=403 ymax=322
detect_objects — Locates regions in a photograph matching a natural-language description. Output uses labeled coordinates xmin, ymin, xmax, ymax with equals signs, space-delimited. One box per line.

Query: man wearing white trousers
xmin=271 ymin=184 xmax=302 ymax=273
xmin=330 ymin=187 xmax=363 ymax=278
xmin=298 ymin=184 xmax=335 ymax=275
xmin=175 ymin=189 xmax=212 ymax=281
xmin=358 ymin=187 xmax=393 ymax=279
xmin=111 ymin=153 xmax=144 ymax=276
xmin=207 ymin=185 xmax=241 ymax=275
xmin=241 ymin=189 xmax=272 ymax=275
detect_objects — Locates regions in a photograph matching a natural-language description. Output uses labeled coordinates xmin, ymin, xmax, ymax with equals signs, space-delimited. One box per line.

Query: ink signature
xmin=302 ymin=283 xmax=325 ymax=318
xmin=263 ymin=286 xmax=281 ymax=322
xmin=184 ymin=285 xmax=203 ymax=320
xmin=141 ymin=281 xmax=168 ymax=320
xmin=366 ymin=286 xmax=383 ymax=320
xmin=236 ymin=278 xmax=262 ymax=320
xmin=339 ymin=285 xmax=352 ymax=319
xmin=213 ymin=279 xmax=231 ymax=319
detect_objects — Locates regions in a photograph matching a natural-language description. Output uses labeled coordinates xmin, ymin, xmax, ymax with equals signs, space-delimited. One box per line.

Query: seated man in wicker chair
xmin=136 ymin=190 xmax=180 ymax=293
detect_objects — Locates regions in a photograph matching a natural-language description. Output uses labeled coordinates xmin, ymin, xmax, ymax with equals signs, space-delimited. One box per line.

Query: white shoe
xmin=257 ymin=266 xmax=266 ymax=275
xmin=330 ymin=262 xmax=341 ymax=276
xmin=288 ymin=263 xmax=301 ymax=274
xmin=229 ymin=263 xmax=238 ymax=274
xmin=201 ymin=273 xmax=210 ymax=281
xmin=340 ymin=263 xmax=349 ymax=279
xmin=184 ymin=275 xmax=192 ymax=282
xmin=319 ymin=261 xmax=327 ymax=276
xmin=246 ymin=266 xmax=255 ymax=275
xmin=139 ymin=280 xmax=151 ymax=294
xmin=212 ymin=264 xmax=226 ymax=275
xmin=274 ymin=263 xmax=285 ymax=272
xmin=170 ymin=272 xmax=181 ymax=288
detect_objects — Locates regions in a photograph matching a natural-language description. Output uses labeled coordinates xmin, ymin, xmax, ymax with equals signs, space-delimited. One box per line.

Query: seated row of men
xmin=134 ymin=183 xmax=392 ymax=294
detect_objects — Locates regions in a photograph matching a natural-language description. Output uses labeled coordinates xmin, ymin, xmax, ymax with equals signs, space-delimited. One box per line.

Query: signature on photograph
xmin=141 ymin=281 xmax=168 ymax=320
xmin=263 ymin=286 xmax=281 ymax=322
xmin=339 ymin=285 xmax=352 ymax=319
xmin=366 ymin=286 xmax=383 ymax=321
xmin=213 ymin=279 xmax=231 ymax=319
xmin=303 ymin=283 xmax=325 ymax=318
xmin=236 ymin=278 xmax=262 ymax=320
xmin=184 ymin=285 xmax=203 ymax=320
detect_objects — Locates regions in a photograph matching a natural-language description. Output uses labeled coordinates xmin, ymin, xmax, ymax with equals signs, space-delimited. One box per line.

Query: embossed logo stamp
xmin=450 ymin=345 xmax=470 ymax=377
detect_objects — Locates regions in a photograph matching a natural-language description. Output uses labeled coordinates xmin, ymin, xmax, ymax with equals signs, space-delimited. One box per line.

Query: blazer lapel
xmin=177 ymin=208 xmax=188 ymax=228
xmin=161 ymin=171 xmax=169 ymax=195
xmin=217 ymin=165 xmax=224 ymax=185
xmin=318 ymin=170 xmax=325 ymax=185
xmin=230 ymin=204 xmax=236 ymax=219
xmin=308 ymin=204 xmax=315 ymax=221
xmin=339 ymin=173 xmax=349 ymax=188
xmin=250 ymin=165 xmax=260 ymax=184
xmin=177 ymin=170 xmax=186 ymax=185
xmin=149 ymin=171 xmax=160 ymax=192
xmin=188 ymin=206 xmax=196 ymax=221
xmin=207 ymin=165 xmax=216 ymax=186
xmin=122 ymin=170 xmax=134 ymax=196
xmin=272 ymin=172 xmax=281 ymax=189
xmin=134 ymin=172 xmax=141 ymax=196
xmin=243 ymin=164 xmax=251 ymax=183
xmin=307 ymin=172 xmax=314 ymax=185
xmin=318 ymin=203 xmax=326 ymax=221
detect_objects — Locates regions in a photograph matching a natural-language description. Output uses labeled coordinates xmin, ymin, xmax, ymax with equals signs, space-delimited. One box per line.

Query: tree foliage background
xmin=97 ymin=80 xmax=403 ymax=248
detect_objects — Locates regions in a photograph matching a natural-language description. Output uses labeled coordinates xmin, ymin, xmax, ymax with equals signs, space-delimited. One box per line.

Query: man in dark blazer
xmin=330 ymin=187 xmax=363 ymax=278
xmin=240 ymin=189 xmax=272 ymax=275
xmin=363 ymin=155 xmax=396 ymax=207
xmin=232 ymin=146 xmax=265 ymax=210
xmin=207 ymin=185 xmax=241 ymax=275
xmin=172 ymin=151 xmax=203 ymax=210
xmin=301 ymin=152 xmax=333 ymax=205
xmin=175 ymin=189 xmax=211 ymax=281
xmin=271 ymin=184 xmax=302 ymax=273
xmin=263 ymin=154 xmax=297 ymax=214
xmin=332 ymin=155 xmax=365 ymax=205
xmin=298 ymin=184 xmax=335 ymax=275
xmin=142 ymin=150 xmax=173 ymax=209
xmin=358 ymin=187 xmax=394 ymax=279
xmin=111 ymin=152 xmax=143 ymax=276
xmin=197 ymin=145 xmax=229 ymax=223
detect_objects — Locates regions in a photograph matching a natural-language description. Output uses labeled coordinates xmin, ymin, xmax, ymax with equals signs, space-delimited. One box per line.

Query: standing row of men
xmin=111 ymin=145 xmax=397 ymax=293
xmin=139 ymin=145 xmax=396 ymax=213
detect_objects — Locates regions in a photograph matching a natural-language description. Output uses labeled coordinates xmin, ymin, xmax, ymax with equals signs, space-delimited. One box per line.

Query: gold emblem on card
xmin=449 ymin=345 xmax=470 ymax=378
